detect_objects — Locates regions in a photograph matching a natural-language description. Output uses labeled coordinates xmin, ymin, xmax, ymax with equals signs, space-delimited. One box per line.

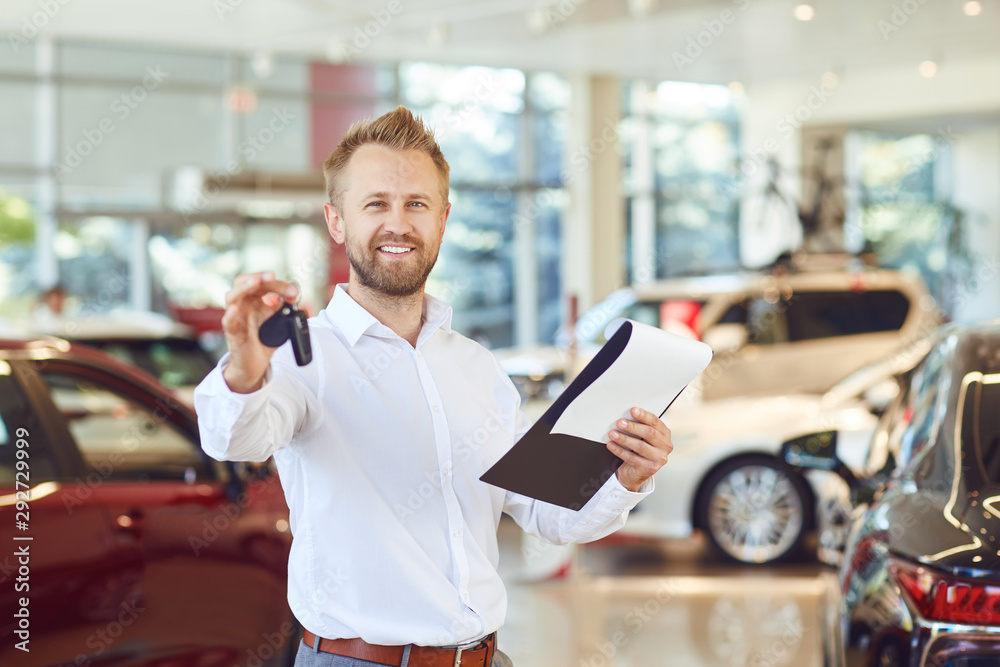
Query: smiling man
xmin=194 ymin=106 xmax=674 ymax=667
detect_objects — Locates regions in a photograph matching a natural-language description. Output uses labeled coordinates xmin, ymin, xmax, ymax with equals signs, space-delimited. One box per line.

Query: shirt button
xmin=453 ymin=530 xmax=462 ymax=538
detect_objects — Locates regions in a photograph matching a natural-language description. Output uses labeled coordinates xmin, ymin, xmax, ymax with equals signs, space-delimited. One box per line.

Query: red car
xmin=0 ymin=338 xmax=297 ymax=667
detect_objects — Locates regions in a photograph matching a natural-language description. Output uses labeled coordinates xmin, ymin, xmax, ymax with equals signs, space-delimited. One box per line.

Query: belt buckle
xmin=453 ymin=647 xmax=463 ymax=667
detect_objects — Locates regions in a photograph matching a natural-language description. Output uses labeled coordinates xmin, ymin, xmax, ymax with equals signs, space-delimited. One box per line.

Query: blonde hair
xmin=322 ymin=106 xmax=450 ymax=211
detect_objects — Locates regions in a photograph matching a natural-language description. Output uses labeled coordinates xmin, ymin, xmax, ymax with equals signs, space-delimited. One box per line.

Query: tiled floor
xmin=495 ymin=518 xmax=837 ymax=667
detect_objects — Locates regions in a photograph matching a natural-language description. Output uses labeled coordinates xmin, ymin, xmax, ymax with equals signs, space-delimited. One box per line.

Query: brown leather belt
xmin=302 ymin=629 xmax=496 ymax=667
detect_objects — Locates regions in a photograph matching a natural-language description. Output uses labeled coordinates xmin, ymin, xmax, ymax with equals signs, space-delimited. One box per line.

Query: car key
xmin=259 ymin=303 xmax=312 ymax=366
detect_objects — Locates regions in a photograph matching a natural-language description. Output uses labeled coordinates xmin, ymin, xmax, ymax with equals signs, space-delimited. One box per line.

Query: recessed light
xmin=964 ymin=1 xmax=983 ymax=16
xmin=526 ymin=9 xmax=549 ymax=34
xmin=794 ymin=4 xmax=815 ymax=21
xmin=628 ymin=0 xmax=658 ymax=18
xmin=821 ymin=71 xmax=839 ymax=88
xmin=919 ymin=60 xmax=938 ymax=77
xmin=727 ymin=81 xmax=745 ymax=97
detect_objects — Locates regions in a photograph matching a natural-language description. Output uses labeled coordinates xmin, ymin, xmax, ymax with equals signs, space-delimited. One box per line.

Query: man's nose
xmin=382 ymin=203 xmax=414 ymax=235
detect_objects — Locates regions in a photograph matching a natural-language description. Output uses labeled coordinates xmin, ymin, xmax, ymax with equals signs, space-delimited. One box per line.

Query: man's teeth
xmin=379 ymin=246 xmax=412 ymax=254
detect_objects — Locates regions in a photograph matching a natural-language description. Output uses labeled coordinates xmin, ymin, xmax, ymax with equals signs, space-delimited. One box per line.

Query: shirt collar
xmin=323 ymin=283 xmax=453 ymax=347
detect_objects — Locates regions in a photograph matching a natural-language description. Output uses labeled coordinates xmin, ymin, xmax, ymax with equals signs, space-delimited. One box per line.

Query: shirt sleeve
xmin=497 ymin=374 xmax=655 ymax=546
xmin=193 ymin=348 xmax=322 ymax=463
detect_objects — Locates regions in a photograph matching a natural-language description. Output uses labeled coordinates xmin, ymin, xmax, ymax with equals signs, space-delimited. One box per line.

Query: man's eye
xmin=409 ymin=202 xmax=426 ymax=208
xmin=367 ymin=202 xmax=385 ymax=208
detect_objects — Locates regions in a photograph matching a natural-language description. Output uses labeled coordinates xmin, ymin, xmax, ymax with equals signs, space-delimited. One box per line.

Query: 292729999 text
xmin=13 ymin=427 xmax=32 ymax=653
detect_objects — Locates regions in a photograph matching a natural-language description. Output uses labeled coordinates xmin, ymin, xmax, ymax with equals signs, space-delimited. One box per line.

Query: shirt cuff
xmin=587 ymin=470 xmax=655 ymax=514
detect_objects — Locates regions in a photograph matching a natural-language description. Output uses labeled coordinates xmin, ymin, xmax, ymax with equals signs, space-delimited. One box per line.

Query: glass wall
xmin=1 ymin=41 xmax=570 ymax=349
xmin=623 ymin=80 xmax=741 ymax=280
xmin=400 ymin=63 xmax=569 ymax=348
xmin=845 ymin=130 xmax=955 ymax=306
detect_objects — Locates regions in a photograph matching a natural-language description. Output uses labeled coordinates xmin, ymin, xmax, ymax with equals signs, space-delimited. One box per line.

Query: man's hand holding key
xmin=221 ymin=271 xmax=300 ymax=394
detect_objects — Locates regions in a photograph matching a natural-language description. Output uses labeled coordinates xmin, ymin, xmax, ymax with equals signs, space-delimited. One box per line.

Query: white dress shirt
xmin=194 ymin=284 xmax=652 ymax=647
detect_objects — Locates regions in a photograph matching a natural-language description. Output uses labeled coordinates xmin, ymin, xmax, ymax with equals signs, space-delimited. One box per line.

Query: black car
xmin=784 ymin=323 xmax=1000 ymax=667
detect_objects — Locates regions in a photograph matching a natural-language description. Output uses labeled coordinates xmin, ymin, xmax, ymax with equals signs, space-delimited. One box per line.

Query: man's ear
xmin=324 ymin=203 xmax=345 ymax=244
xmin=438 ymin=202 xmax=451 ymax=241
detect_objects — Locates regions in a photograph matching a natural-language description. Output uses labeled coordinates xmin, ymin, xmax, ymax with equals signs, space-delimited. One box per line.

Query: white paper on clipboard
xmin=550 ymin=318 xmax=713 ymax=441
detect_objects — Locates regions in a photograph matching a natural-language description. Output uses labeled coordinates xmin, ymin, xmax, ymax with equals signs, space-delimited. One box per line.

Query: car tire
xmin=695 ymin=455 xmax=812 ymax=564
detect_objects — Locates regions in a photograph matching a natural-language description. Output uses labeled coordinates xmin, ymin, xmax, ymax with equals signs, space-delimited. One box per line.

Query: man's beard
xmin=345 ymin=233 xmax=440 ymax=297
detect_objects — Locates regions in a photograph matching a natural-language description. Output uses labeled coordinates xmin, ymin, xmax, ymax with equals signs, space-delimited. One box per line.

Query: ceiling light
xmin=821 ymin=71 xmax=840 ymax=88
xmin=919 ymin=60 xmax=938 ymax=77
xmin=526 ymin=8 xmax=549 ymax=34
xmin=427 ymin=23 xmax=450 ymax=47
xmin=727 ymin=81 xmax=745 ymax=97
xmin=794 ymin=4 xmax=815 ymax=21
xmin=628 ymin=0 xmax=658 ymax=17
xmin=250 ymin=52 xmax=275 ymax=79
xmin=964 ymin=1 xmax=982 ymax=16
xmin=324 ymin=41 xmax=349 ymax=64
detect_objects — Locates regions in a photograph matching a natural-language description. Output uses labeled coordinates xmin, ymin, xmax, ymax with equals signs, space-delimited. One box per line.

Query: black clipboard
xmin=480 ymin=319 xmax=713 ymax=510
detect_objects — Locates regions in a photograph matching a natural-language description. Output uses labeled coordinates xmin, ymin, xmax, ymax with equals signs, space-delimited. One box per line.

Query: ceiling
xmin=2 ymin=0 xmax=999 ymax=86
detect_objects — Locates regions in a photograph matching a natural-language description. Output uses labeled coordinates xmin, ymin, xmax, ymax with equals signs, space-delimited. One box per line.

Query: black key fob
xmin=259 ymin=303 xmax=312 ymax=366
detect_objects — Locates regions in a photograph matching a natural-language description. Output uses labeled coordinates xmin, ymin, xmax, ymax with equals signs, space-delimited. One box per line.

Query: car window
xmin=0 ymin=367 xmax=58 ymax=485
xmin=86 ymin=337 xmax=215 ymax=388
xmin=784 ymin=290 xmax=909 ymax=342
xmin=896 ymin=346 xmax=949 ymax=473
xmin=39 ymin=372 xmax=212 ymax=482
xmin=960 ymin=374 xmax=1000 ymax=485
xmin=592 ymin=301 xmax=660 ymax=344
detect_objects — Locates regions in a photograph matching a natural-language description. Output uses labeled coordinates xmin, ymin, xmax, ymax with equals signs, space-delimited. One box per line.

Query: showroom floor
xmin=494 ymin=518 xmax=837 ymax=667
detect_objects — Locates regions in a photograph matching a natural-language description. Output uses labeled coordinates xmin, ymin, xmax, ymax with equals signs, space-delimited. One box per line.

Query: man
xmin=194 ymin=106 xmax=673 ymax=667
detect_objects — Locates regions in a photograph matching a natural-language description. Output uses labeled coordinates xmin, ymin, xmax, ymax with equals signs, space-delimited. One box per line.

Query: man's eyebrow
xmin=361 ymin=191 xmax=433 ymax=201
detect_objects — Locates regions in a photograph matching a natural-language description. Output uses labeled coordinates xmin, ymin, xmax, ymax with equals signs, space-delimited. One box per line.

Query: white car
xmin=498 ymin=264 xmax=938 ymax=404
xmin=616 ymin=336 xmax=935 ymax=564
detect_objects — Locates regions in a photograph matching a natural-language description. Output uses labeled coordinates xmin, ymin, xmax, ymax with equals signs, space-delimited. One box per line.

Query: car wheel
xmin=696 ymin=455 xmax=811 ymax=564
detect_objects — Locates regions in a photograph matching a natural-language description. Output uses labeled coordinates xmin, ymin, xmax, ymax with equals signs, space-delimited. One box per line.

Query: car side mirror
xmin=781 ymin=431 xmax=861 ymax=490
xmin=701 ymin=323 xmax=748 ymax=353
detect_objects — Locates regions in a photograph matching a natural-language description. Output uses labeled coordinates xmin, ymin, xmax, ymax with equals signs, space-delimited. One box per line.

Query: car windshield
xmin=822 ymin=336 xmax=934 ymax=407
xmin=558 ymin=289 xmax=637 ymax=347
xmin=84 ymin=337 xmax=215 ymax=388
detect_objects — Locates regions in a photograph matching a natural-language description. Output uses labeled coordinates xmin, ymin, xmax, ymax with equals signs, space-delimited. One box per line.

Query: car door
xmin=0 ymin=358 xmax=126 ymax=667
xmin=26 ymin=358 xmax=295 ymax=667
